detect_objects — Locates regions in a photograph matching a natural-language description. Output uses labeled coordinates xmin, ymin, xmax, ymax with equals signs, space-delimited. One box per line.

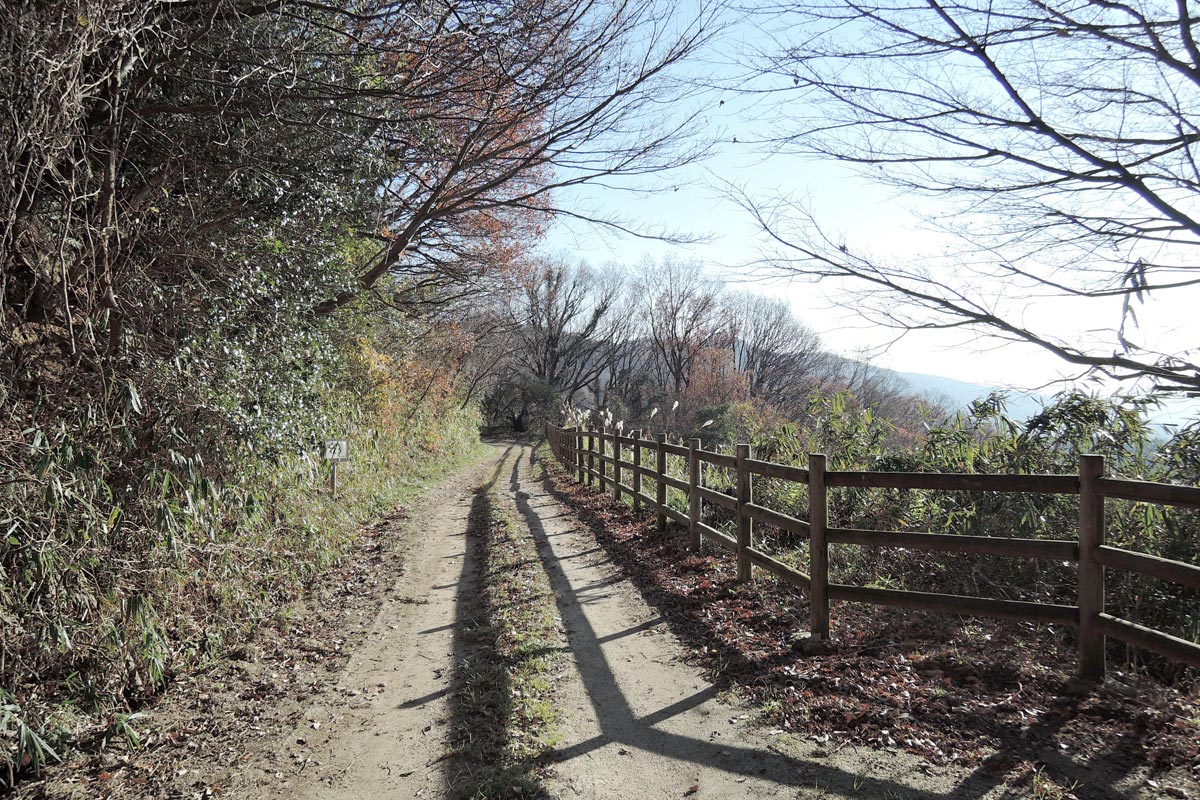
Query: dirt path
xmin=21 ymin=440 xmax=1183 ymax=800
xmin=227 ymin=449 xmax=509 ymax=799
xmin=230 ymin=442 xmax=1024 ymax=799
xmin=503 ymin=445 xmax=933 ymax=799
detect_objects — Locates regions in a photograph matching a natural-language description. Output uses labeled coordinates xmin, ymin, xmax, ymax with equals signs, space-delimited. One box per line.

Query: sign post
xmin=323 ymin=438 xmax=350 ymax=497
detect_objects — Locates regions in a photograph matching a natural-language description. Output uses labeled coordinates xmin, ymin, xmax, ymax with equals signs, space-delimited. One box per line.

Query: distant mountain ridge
xmin=888 ymin=368 xmax=1199 ymax=429
xmin=892 ymin=370 xmax=1048 ymax=422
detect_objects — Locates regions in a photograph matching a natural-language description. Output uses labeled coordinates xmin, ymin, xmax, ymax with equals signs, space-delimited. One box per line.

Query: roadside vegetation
xmin=0 ymin=331 xmax=482 ymax=788
xmin=448 ymin=479 xmax=564 ymax=799
xmin=2 ymin=0 xmax=714 ymax=787
xmin=680 ymin=390 xmax=1200 ymax=678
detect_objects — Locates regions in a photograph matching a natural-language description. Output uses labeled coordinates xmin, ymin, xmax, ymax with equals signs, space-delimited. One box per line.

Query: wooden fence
xmin=544 ymin=422 xmax=1200 ymax=680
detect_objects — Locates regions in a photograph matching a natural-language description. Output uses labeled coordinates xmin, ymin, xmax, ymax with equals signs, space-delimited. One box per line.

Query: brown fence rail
xmin=544 ymin=423 xmax=1200 ymax=680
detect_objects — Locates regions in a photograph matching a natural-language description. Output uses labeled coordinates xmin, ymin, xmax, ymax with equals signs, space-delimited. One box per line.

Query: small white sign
xmin=323 ymin=438 xmax=350 ymax=462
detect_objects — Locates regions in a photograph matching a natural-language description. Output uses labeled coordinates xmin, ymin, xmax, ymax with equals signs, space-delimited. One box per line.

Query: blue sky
xmin=543 ymin=6 xmax=1200 ymax=399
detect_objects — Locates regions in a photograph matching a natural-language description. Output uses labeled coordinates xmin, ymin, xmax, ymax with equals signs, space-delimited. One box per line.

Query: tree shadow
xmin=524 ymin=447 xmax=1152 ymax=799
xmin=442 ymin=445 xmax=554 ymax=799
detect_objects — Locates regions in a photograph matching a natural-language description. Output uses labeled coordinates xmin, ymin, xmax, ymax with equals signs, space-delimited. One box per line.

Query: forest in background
xmin=468 ymin=254 xmax=943 ymax=442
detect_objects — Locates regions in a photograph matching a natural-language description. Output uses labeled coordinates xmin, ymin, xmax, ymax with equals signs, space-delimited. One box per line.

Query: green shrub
xmin=0 ymin=328 xmax=482 ymax=788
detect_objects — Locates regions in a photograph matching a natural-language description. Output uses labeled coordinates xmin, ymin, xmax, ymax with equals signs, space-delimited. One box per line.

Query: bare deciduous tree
xmin=506 ymin=257 xmax=634 ymax=401
xmin=722 ymin=292 xmax=828 ymax=415
xmin=739 ymin=0 xmax=1200 ymax=393
xmin=641 ymin=257 xmax=726 ymax=395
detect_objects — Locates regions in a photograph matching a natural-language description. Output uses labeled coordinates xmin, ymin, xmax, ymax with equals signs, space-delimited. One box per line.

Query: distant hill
xmin=1148 ymin=395 xmax=1200 ymax=430
xmin=890 ymin=369 xmax=1199 ymax=431
xmin=892 ymin=370 xmax=1048 ymax=422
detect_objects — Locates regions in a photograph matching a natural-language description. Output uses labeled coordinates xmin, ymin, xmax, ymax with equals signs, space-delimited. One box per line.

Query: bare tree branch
xmin=735 ymin=0 xmax=1200 ymax=392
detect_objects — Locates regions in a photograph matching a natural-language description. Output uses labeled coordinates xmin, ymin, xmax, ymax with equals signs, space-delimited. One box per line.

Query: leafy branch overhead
xmin=5 ymin=0 xmax=720 ymax=370
xmin=307 ymin=0 xmax=722 ymax=314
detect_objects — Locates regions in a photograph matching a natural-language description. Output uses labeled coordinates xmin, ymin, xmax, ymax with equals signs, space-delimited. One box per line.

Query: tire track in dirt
xmin=236 ymin=441 xmax=1056 ymax=799
xmin=235 ymin=447 xmax=518 ymax=798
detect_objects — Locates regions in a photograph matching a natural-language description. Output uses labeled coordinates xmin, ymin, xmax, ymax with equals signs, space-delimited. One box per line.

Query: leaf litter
xmin=540 ymin=456 xmax=1200 ymax=795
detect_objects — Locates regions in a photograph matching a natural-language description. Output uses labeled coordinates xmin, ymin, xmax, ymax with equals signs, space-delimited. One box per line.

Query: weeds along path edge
xmin=14 ymin=442 xmax=491 ymax=799
xmin=223 ymin=441 xmax=567 ymax=800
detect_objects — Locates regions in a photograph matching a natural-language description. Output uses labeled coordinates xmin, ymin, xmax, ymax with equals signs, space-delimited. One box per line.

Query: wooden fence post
xmin=655 ymin=433 xmax=667 ymax=534
xmin=631 ymin=430 xmax=642 ymax=513
xmin=1078 ymin=454 xmax=1106 ymax=681
xmin=736 ymin=443 xmax=753 ymax=582
xmin=575 ymin=428 xmax=585 ymax=482
xmin=688 ymin=437 xmax=701 ymax=551
xmin=600 ymin=426 xmax=609 ymax=490
xmin=809 ymin=453 xmax=830 ymax=639
xmin=587 ymin=424 xmax=595 ymax=487
xmin=566 ymin=424 xmax=576 ymax=474
xmin=613 ymin=430 xmax=623 ymax=503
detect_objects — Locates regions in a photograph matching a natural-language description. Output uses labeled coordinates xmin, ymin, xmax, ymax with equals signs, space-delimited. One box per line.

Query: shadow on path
xmin=517 ymin=445 xmax=1148 ymax=800
xmin=442 ymin=445 xmax=555 ymax=798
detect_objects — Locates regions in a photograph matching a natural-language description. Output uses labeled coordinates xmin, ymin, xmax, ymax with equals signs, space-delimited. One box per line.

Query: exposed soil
xmin=16 ymin=440 xmax=1199 ymax=799
xmin=505 ymin=444 xmax=969 ymax=799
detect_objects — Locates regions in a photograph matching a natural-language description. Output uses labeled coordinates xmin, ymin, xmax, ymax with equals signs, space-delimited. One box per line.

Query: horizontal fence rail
xmin=544 ymin=423 xmax=1200 ymax=679
xmin=825 ymin=527 xmax=1079 ymax=561
xmin=825 ymin=470 xmax=1081 ymax=494
xmin=1096 ymin=477 xmax=1200 ymax=507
